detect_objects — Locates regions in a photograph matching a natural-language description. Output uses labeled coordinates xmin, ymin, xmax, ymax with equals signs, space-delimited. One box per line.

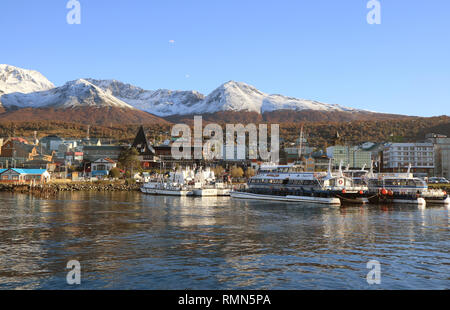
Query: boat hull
xmin=141 ymin=187 xmax=193 ymax=196
xmin=217 ymin=189 xmax=231 ymax=196
xmin=230 ymin=191 xmax=341 ymax=205
xmin=423 ymin=196 xmax=450 ymax=205
xmin=368 ymin=194 xmax=426 ymax=206
xmin=193 ymin=188 xmax=218 ymax=197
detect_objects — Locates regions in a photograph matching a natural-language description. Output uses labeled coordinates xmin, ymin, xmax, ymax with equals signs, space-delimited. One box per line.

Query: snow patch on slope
xmin=1 ymin=79 xmax=134 ymax=109
xmin=0 ymin=64 xmax=55 ymax=95
xmin=87 ymin=79 xmax=205 ymax=117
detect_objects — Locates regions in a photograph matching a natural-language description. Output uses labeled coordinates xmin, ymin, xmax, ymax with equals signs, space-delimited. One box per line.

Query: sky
xmin=0 ymin=0 xmax=449 ymax=117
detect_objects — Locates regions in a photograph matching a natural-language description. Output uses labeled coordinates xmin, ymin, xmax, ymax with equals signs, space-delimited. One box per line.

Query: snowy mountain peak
xmin=1 ymin=78 xmax=134 ymax=110
xmin=0 ymin=64 xmax=365 ymax=116
xmin=0 ymin=64 xmax=55 ymax=95
xmin=198 ymin=81 xmax=266 ymax=114
xmin=87 ymin=79 xmax=205 ymax=117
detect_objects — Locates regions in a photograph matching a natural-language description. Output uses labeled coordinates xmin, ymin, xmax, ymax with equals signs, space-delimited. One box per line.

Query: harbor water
xmin=0 ymin=191 xmax=448 ymax=290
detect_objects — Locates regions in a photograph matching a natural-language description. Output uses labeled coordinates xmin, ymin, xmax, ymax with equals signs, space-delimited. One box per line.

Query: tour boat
xmin=366 ymin=165 xmax=449 ymax=206
xmin=230 ymin=163 xmax=369 ymax=206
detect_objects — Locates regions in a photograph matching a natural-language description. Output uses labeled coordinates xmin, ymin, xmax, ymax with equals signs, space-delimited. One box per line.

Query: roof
xmin=0 ymin=169 xmax=48 ymax=175
xmin=10 ymin=137 xmax=29 ymax=144
xmin=83 ymin=145 xmax=123 ymax=150
xmin=93 ymin=157 xmax=116 ymax=163
xmin=0 ymin=169 xmax=7 ymax=174
xmin=132 ymin=126 xmax=156 ymax=154
xmin=41 ymin=135 xmax=63 ymax=140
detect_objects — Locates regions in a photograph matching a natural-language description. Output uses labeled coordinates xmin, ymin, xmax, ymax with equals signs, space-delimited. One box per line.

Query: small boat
xmin=192 ymin=167 xmax=232 ymax=197
xmin=141 ymin=166 xmax=233 ymax=197
xmin=140 ymin=169 xmax=194 ymax=196
xmin=141 ymin=182 xmax=194 ymax=196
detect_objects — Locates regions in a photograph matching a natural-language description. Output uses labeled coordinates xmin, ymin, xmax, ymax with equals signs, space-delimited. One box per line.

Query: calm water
xmin=0 ymin=191 xmax=448 ymax=290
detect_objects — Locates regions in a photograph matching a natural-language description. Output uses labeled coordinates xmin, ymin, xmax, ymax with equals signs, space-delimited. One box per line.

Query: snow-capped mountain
xmin=0 ymin=64 xmax=54 ymax=95
xmin=86 ymin=79 xmax=205 ymax=117
xmin=1 ymin=79 xmax=134 ymax=109
xmin=0 ymin=64 xmax=366 ymax=118
xmin=192 ymin=81 xmax=265 ymax=114
xmin=89 ymin=79 xmax=360 ymax=116
xmin=192 ymin=81 xmax=360 ymax=114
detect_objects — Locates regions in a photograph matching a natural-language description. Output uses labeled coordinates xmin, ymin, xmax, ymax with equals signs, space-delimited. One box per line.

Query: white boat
xmin=192 ymin=167 xmax=232 ymax=197
xmin=230 ymin=191 xmax=341 ymax=205
xmin=141 ymin=166 xmax=232 ymax=197
xmin=140 ymin=169 xmax=194 ymax=196
xmin=140 ymin=182 xmax=194 ymax=196
xmin=367 ymin=165 xmax=449 ymax=206
xmin=230 ymin=162 xmax=369 ymax=206
xmin=193 ymin=188 xmax=218 ymax=197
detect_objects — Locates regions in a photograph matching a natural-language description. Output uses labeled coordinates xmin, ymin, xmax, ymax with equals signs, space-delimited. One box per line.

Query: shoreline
xmin=0 ymin=181 xmax=141 ymax=196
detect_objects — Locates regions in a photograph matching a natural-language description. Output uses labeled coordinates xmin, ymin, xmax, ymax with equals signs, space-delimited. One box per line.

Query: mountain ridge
xmin=0 ymin=64 xmax=415 ymax=126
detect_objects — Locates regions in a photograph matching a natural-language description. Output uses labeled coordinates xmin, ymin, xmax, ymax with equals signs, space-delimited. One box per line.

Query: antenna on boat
xmin=326 ymin=158 xmax=333 ymax=179
xmin=346 ymin=164 xmax=350 ymax=171
xmin=407 ymin=163 xmax=411 ymax=175
xmin=368 ymin=160 xmax=375 ymax=178
xmin=338 ymin=161 xmax=344 ymax=178
xmin=298 ymin=125 xmax=304 ymax=161
xmin=361 ymin=164 xmax=366 ymax=171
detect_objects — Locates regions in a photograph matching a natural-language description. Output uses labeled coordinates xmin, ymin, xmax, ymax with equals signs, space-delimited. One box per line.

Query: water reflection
xmin=0 ymin=192 xmax=448 ymax=290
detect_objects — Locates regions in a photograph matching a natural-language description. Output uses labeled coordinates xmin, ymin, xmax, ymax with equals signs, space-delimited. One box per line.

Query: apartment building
xmin=326 ymin=145 xmax=372 ymax=169
xmin=426 ymin=133 xmax=450 ymax=179
xmin=383 ymin=142 xmax=434 ymax=176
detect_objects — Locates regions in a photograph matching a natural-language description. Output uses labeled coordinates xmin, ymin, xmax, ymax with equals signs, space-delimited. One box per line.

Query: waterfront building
xmin=39 ymin=135 xmax=64 ymax=153
xmin=426 ymin=133 xmax=450 ymax=179
xmin=283 ymin=146 xmax=314 ymax=164
xmin=382 ymin=142 xmax=434 ymax=176
xmin=326 ymin=145 xmax=372 ymax=169
xmin=0 ymin=168 xmax=50 ymax=183
xmin=56 ymin=141 xmax=78 ymax=160
xmin=65 ymin=152 xmax=84 ymax=166
xmin=0 ymin=140 xmax=38 ymax=167
xmin=83 ymin=145 xmax=125 ymax=162
xmin=90 ymin=158 xmax=117 ymax=178
xmin=21 ymin=159 xmax=56 ymax=170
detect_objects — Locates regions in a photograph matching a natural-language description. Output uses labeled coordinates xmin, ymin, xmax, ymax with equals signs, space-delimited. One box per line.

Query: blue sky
xmin=1 ymin=0 xmax=449 ymax=116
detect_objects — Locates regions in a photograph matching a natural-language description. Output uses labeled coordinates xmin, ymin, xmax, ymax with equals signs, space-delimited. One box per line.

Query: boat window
xmin=369 ymin=179 xmax=380 ymax=187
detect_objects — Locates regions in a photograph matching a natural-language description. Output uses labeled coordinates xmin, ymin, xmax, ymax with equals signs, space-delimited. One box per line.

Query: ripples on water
xmin=0 ymin=192 xmax=448 ymax=290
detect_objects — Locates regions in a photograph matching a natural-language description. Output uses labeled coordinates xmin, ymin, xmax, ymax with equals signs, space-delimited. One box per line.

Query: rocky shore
xmin=0 ymin=182 xmax=141 ymax=196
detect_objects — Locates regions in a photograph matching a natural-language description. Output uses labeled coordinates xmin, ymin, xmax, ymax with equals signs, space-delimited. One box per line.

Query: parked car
xmin=428 ymin=177 xmax=450 ymax=184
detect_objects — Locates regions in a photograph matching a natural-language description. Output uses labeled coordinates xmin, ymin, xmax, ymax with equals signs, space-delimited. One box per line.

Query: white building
xmin=383 ymin=143 xmax=434 ymax=175
xmin=426 ymin=134 xmax=450 ymax=179
xmin=326 ymin=145 xmax=372 ymax=169
xmin=91 ymin=158 xmax=117 ymax=178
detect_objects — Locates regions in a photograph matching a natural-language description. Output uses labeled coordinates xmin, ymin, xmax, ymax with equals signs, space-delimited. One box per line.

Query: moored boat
xmin=140 ymin=169 xmax=195 ymax=196
xmin=365 ymin=163 xmax=449 ymax=206
xmin=230 ymin=163 xmax=368 ymax=206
